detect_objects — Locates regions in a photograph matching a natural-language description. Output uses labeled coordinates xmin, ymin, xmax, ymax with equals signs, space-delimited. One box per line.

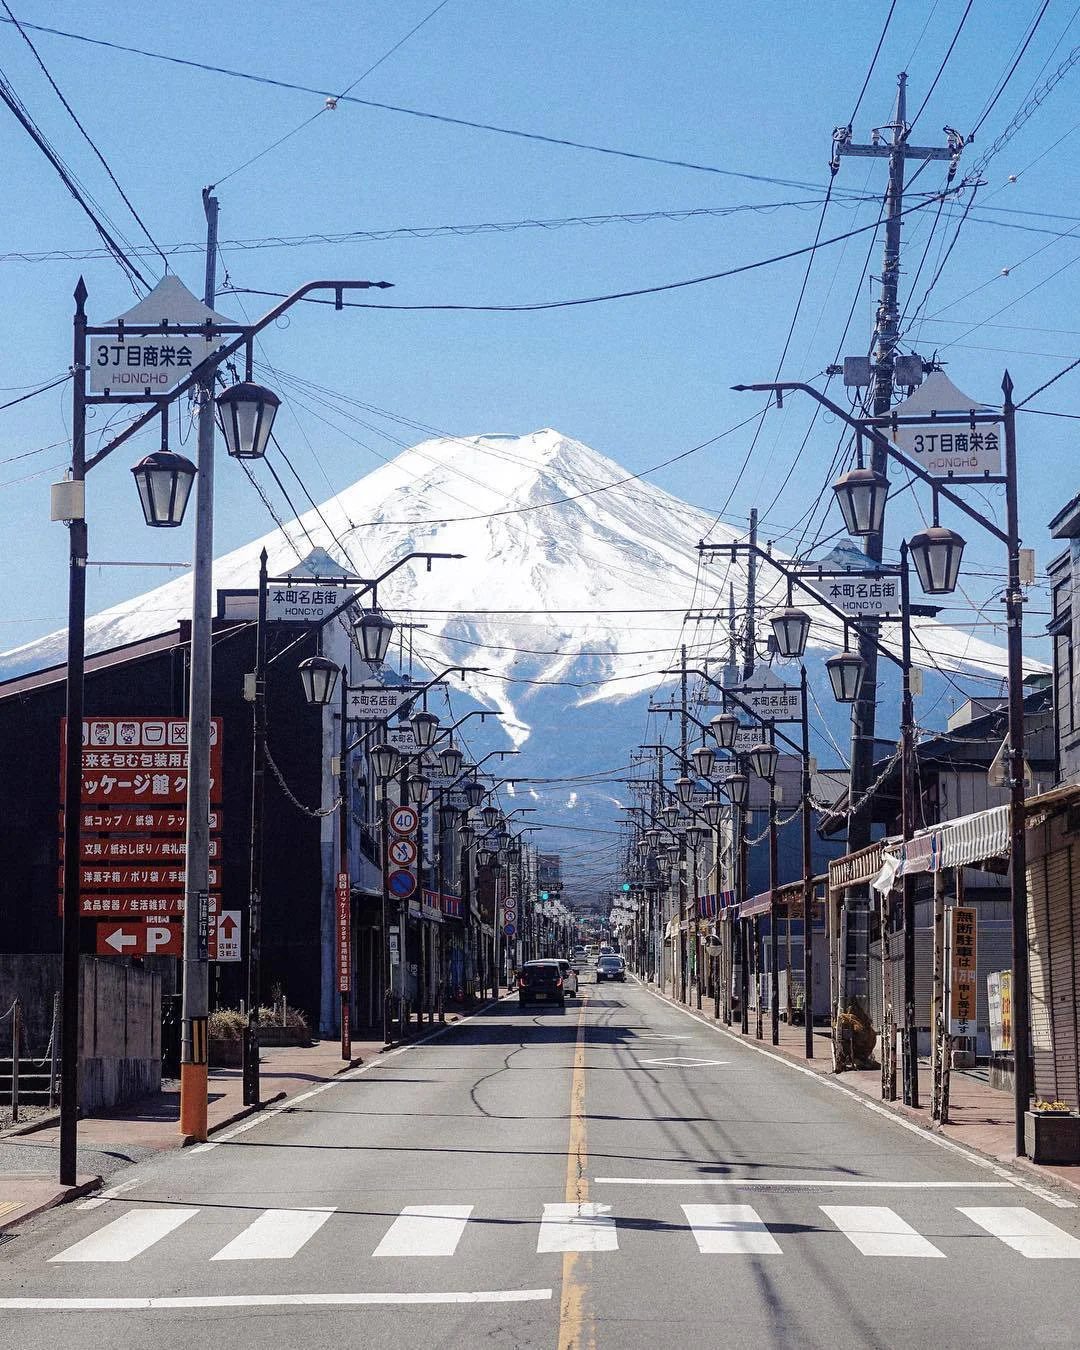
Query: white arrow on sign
xmin=105 ymin=929 xmax=138 ymax=953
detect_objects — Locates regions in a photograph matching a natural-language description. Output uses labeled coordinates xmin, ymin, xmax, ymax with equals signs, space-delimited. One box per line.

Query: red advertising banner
xmin=70 ymin=864 xmax=220 ymax=891
xmin=74 ymin=809 xmax=221 ymax=833
xmin=79 ymin=837 xmax=219 ymax=862
xmin=337 ymin=871 xmax=351 ymax=994
xmin=60 ymin=718 xmax=222 ymax=805
xmin=76 ymin=893 xmax=221 ymax=918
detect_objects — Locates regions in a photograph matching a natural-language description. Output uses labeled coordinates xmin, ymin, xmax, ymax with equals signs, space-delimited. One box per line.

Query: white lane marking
xmin=821 ymin=1205 xmax=945 ymax=1258
xmin=210 ymin=1207 xmax=335 ymax=1261
xmin=192 ymin=996 xmax=508 ymax=1154
xmin=960 ymin=1206 xmax=1080 ymax=1258
xmin=50 ymin=1208 xmax=198 ymax=1263
xmin=682 ymin=1203 xmax=782 ymax=1255
xmin=77 ymin=1178 xmax=143 ymax=1211
xmin=373 ymin=1206 xmax=473 ymax=1257
xmin=0 ymin=1289 xmax=554 ymax=1310
xmin=632 ymin=977 xmax=1077 ymax=1210
xmin=594 ymin=1178 xmax=1014 ymax=1189
xmin=537 ymin=1202 xmax=618 ymax=1253
xmin=639 ymin=1057 xmax=728 ymax=1067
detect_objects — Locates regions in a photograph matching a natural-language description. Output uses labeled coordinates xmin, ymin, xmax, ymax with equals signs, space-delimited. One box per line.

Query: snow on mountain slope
xmin=1 ymin=429 xmax=1022 ymax=742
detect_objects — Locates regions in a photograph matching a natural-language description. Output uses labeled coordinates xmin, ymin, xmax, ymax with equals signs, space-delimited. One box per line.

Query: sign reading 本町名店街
xmin=732 ymin=669 xmax=804 ymax=723
xmin=266 ymin=583 xmax=357 ymax=623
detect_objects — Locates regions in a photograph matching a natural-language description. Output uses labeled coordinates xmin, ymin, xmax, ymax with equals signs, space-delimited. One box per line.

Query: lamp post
xmin=733 ymin=373 xmax=1027 ymax=1138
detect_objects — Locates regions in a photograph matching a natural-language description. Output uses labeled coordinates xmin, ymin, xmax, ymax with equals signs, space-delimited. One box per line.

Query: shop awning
xmin=740 ymin=890 xmax=772 ymax=919
xmin=871 ymin=803 xmax=1012 ymax=892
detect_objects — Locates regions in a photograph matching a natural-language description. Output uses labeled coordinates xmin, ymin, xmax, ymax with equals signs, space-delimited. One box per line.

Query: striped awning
xmin=740 ymin=890 xmax=773 ymax=919
xmin=871 ymin=804 xmax=1012 ymax=892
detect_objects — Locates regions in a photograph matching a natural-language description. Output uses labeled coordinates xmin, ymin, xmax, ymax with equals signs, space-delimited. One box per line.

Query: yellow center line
xmin=558 ymin=990 xmax=592 ymax=1350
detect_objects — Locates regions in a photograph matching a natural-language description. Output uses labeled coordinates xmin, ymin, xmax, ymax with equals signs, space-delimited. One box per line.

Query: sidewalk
xmin=647 ymin=978 xmax=1080 ymax=1201
xmin=0 ymin=1009 xmax=476 ymax=1233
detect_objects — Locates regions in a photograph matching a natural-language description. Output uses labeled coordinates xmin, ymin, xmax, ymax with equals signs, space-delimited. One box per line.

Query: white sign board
xmin=347 ymin=686 xmax=413 ymax=718
xmin=214 ymin=910 xmax=241 ymax=963
xmin=267 ymin=583 xmax=356 ymax=623
xmin=810 ymin=573 xmax=900 ymax=618
xmin=889 ymin=372 xmax=1001 ymax=476
xmin=90 ymin=276 xmax=232 ymax=394
xmin=386 ymin=726 xmax=419 ymax=753
xmin=733 ymin=671 xmax=804 ymax=723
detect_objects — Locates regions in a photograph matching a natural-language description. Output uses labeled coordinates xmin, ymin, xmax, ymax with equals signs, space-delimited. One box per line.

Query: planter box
xmin=256 ymin=1025 xmax=311 ymax=1048
xmin=1025 ymin=1110 xmax=1080 ymax=1164
xmin=209 ymin=1038 xmax=243 ymax=1069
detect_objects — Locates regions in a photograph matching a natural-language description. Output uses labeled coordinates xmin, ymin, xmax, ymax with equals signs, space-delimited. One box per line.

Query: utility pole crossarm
xmin=837 ymin=143 xmax=953 ymax=160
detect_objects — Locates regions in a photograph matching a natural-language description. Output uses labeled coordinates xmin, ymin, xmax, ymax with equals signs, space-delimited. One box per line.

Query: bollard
xmin=11 ymin=996 xmax=20 ymax=1124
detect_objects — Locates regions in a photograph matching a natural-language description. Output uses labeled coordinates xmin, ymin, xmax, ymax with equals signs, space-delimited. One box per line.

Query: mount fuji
xmin=0 ymin=429 xmax=1027 ymax=892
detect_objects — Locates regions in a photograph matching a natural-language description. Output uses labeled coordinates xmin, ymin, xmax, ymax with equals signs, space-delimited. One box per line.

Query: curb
xmin=0 ymin=1109 xmax=61 ymax=1141
xmin=635 ymin=975 xmax=1080 ymax=1208
xmin=181 ymin=1090 xmax=287 ymax=1147
xmin=0 ymin=1174 xmax=102 ymax=1235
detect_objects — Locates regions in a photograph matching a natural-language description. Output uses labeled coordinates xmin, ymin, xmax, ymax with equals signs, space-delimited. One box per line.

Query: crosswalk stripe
xmin=211 ymin=1208 xmax=335 ymax=1261
xmin=537 ymin=1202 xmax=618 ymax=1253
xmin=822 ymin=1206 xmax=945 ymax=1258
xmin=373 ymin=1206 xmax=473 ymax=1257
xmin=682 ymin=1203 xmax=782 ymax=1255
xmin=50 ymin=1208 xmax=198 ymax=1263
xmin=959 ymin=1206 xmax=1080 ymax=1259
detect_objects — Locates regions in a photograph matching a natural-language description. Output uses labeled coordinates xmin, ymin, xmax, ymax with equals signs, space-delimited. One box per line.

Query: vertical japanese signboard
xmin=60 ymin=717 xmax=224 ymax=951
xmin=947 ymin=906 xmax=977 ymax=1037
xmin=336 ymin=872 xmax=351 ymax=994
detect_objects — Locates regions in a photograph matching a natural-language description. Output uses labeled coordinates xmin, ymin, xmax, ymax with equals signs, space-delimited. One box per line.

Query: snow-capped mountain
xmin=0 ymin=429 xmax=1028 ymax=894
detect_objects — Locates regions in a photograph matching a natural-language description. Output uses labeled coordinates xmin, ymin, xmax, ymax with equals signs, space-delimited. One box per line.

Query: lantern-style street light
xmin=709 ymin=713 xmax=739 ymax=750
xmin=675 ymin=776 xmax=693 ymax=806
xmin=661 ymin=802 xmax=680 ymax=826
xmin=748 ymin=741 xmax=779 ymax=782
xmin=826 ymin=650 xmax=865 ymax=704
xmin=463 ymin=779 xmax=486 ymax=811
xmin=832 ymin=465 xmax=889 ymax=536
xmin=215 ymin=381 xmax=280 ymax=460
xmin=408 ymin=773 xmax=430 ymax=808
xmin=370 ymin=742 xmax=401 ymax=782
xmin=908 ymin=524 xmax=965 ymax=595
xmin=724 ymin=773 xmax=750 ymax=809
xmin=692 ymin=744 xmax=716 ymax=779
xmin=702 ymin=798 xmax=724 ymax=827
xmin=481 ymin=804 xmax=501 ymax=831
xmin=769 ymin=606 xmax=811 ymax=659
xmin=411 ymin=708 xmax=440 ymax=749
xmin=439 ymin=743 xmax=463 ymax=778
xmin=297 ymin=655 xmax=341 ymax=707
xmin=130 ymin=450 xmax=197 ymax=528
xmin=353 ymin=608 xmax=395 ymax=666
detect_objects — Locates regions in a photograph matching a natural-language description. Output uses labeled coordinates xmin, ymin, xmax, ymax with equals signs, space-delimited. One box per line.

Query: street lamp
xmin=770 ymin=606 xmax=811 ymax=659
xmin=748 ymin=741 xmax=778 ymax=781
xmin=692 ymin=744 xmax=716 ymax=779
xmin=724 ymin=772 xmax=749 ymax=809
xmin=908 ymin=524 xmax=965 ymax=595
xmin=297 ymin=655 xmax=341 ymax=706
xmin=832 ymin=465 xmax=889 ymax=536
xmin=130 ymin=451 xmax=197 ymax=528
xmin=353 ymin=608 xmax=395 ymax=665
xmin=439 ymin=803 xmax=458 ymax=830
xmin=664 ymin=842 xmax=681 ymax=863
xmin=661 ymin=802 xmax=680 ymax=827
xmin=459 ymin=821 xmax=475 ymax=848
xmin=371 ymin=742 xmax=401 ymax=782
xmin=439 ymin=743 xmax=463 ymax=778
xmin=477 ymin=846 xmax=496 ymax=868
xmin=481 ymin=804 xmax=501 ymax=831
xmin=463 ymin=779 xmax=486 ymax=811
xmin=215 ymin=381 xmax=280 ymax=460
xmin=826 ymin=650 xmax=865 ymax=704
xmin=702 ymin=798 xmax=724 ymax=827
xmin=408 ymin=773 xmax=430 ymax=808
xmin=675 ymin=776 xmax=693 ymax=806
xmin=411 ymin=708 xmax=440 ymax=749
xmin=709 ymin=713 xmax=739 ymax=750
xmin=686 ymin=823 xmax=708 ymax=848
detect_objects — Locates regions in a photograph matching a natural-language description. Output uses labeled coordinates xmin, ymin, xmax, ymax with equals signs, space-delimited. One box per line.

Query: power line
xmin=212 ymin=0 xmax=454 ymax=188
xmin=1 ymin=0 xmax=168 ymax=273
xmin=909 ymin=0 xmax=973 ymax=130
xmin=968 ymin=0 xmax=1053 ymax=143
xmin=0 ymin=17 xmax=845 ymax=192
xmin=0 ymin=371 xmax=70 ymax=412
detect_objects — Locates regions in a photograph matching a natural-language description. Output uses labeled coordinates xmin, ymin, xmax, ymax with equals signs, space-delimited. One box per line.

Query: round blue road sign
xmin=388 ymin=868 xmax=416 ymax=898
xmin=504 ymin=922 xmax=516 ymax=936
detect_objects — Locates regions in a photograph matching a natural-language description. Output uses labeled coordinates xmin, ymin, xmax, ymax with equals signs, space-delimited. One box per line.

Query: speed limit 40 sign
xmin=389 ymin=805 xmax=418 ymax=835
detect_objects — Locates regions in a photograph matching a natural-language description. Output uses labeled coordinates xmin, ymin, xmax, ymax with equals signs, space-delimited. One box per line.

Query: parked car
xmin=518 ymin=960 xmax=566 ymax=1008
xmin=596 ymin=954 xmax=626 ymax=983
xmin=556 ymin=959 xmax=579 ymax=996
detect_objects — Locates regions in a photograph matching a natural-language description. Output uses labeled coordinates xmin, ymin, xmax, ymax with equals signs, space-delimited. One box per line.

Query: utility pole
xmin=744 ymin=510 xmax=757 ymax=680
xmin=178 ymin=189 xmax=220 ymax=1141
xmin=679 ymin=644 xmax=689 ymax=1003
xmin=243 ymin=548 xmax=268 ymax=1106
xmin=834 ymin=74 xmax=957 ymax=1001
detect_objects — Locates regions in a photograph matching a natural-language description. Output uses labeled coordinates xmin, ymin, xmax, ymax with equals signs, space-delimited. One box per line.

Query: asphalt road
xmin=2 ymin=974 xmax=1080 ymax=1349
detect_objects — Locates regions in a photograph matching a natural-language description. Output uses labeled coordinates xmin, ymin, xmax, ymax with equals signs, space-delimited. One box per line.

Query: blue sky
xmin=1 ymin=1 xmax=1078 ymax=668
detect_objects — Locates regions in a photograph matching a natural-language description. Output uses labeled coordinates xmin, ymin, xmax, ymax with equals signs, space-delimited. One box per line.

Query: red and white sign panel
xmin=389 ymin=805 xmax=418 ymax=836
xmin=336 ymin=872 xmax=351 ymax=993
xmin=74 ymin=893 xmax=221 ymax=918
xmin=76 ymin=810 xmax=221 ymax=832
xmin=72 ymin=864 xmax=220 ymax=891
xmin=61 ymin=718 xmax=222 ymax=804
xmin=387 ymin=837 xmax=417 ymax=867
xmin=78 ymin=837 xmax=219 ymax=862
xmin=95 ymin=911 xmax=240 ymax=960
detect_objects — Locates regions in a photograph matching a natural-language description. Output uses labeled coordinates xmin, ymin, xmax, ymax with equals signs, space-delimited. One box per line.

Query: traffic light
xmin=540 ymin=890 xmax=549 ymax=900
xmin=621 ymin=882 xmax=631 ymax=892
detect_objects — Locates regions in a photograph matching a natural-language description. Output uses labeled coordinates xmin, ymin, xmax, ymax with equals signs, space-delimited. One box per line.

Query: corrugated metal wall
xmin=1028 ymin=825 xmax=1080 ymax=1111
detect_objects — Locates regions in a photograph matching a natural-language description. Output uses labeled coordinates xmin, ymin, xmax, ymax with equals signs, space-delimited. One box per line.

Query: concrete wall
xmin=0 ymin=955 xmax=161 ymax=1113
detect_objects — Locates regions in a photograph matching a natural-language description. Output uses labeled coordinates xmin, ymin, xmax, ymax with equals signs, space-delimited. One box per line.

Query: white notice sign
xmin=889 ymin=372 xmax=1001 ymax=476
xmin=90 ymin=276 xmax=233 ymax=394
xmin=347 ymin=687 xmax=414 ymax=718
xmin=734 ymin=671 xmax=804 ymax=723
xmin=214 ymin=911 xmax=241 ymax=963
xmin=267 ymin=583 xmax=355 ymax=622
xmin=811 ymin=573 xmax=900 ymax=618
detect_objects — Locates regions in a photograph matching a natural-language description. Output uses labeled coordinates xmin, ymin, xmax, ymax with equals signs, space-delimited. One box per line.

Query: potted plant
xmin=208 ymin=1009 xmax=246 ymax=1068
xmin=1025 ymin=1099 xmax=1080 ymax=1164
